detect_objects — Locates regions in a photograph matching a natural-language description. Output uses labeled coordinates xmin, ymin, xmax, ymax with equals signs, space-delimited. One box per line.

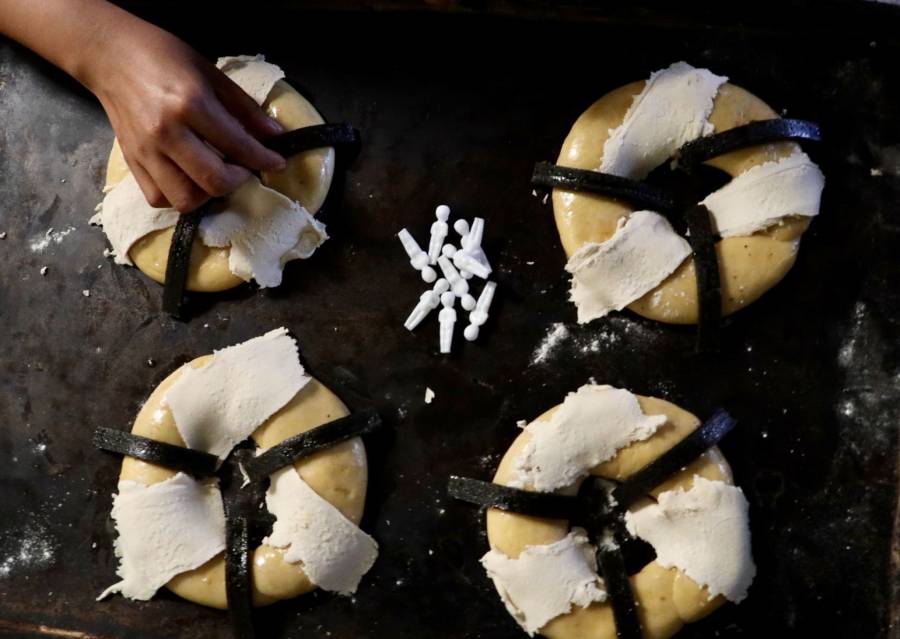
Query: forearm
xmin=0 ymin=0 xmax=150 ymax=91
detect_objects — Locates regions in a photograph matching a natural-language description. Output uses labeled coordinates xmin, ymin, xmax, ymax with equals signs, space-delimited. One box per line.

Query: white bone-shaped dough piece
xmin=442 ymin=243 xmax=473 ymax=278
xmin=438 ymin=255 xmax=469 ymax=298
xmin=464 ymin=280 xmax=496 ymax=341
xmin=453 ymin=249 xmax=491 ymax=279
xmin=398 ymin=228 xmax=437 ymax=282
xmin=453 ymin=218 xmax=492 ymax=273
xmin=438 ymin=291 xmax=457 ymax=354
xmin=404 ymin=278 xmax=450 ymax=331
xmin=428 ymin=205 xmax=451 ymax=265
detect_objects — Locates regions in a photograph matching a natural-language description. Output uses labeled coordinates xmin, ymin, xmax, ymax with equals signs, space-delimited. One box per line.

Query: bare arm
xmin=0 ymin=0 xmax=286 ymax=212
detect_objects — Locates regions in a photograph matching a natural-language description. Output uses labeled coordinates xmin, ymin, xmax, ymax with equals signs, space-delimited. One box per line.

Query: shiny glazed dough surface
xmin=103 ymin=80 xmax=335 ymax=293
xmin=486 ymin=396 xmax=734 ymax=638
xmin=554 ymin=81 xmax=811 ymax=324
xmin=120 ymin=356 xmax=367 ymax=608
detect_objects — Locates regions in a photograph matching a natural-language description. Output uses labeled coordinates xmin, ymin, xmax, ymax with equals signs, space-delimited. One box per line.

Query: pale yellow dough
xmin=554 ymin=82 xmax=811 ymax=324
xmin=486 ymin=396 xmax=735 ymax=638
xmin=104 ymin=80 xmax=335 ymax=293
xmin=120 ymin=355 xmax=367 ymax=609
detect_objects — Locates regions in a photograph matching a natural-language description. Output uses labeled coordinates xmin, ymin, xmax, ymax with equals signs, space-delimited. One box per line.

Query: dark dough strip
xmin=447 ymin=476 xmax=581 ymax=521
xmin=677 ymin=118 xmax=821 ymax=169
xmin=161 ymin=206 xmax=206 ymax=319
xmin=611 ymin=408 xmax=736 ymax=509
xmin=225 ymin=508 xmax=255 ymax=639
xmin=243 ymin=408 xmax=382 ymax=482
xmin=596 ymin=541 xmax=643 ymax=639
xmin=265 ymin=123 xmax=360 ymax=158
xmin=92 ymin=427 xmax=218 ymax=476
xmin=531 ymin=162 xmax=677 ymax=213
xmin=682 ymin=203 xmax=722 ymax=352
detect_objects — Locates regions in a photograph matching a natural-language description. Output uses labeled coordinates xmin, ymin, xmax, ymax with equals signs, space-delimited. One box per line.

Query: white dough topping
xmin=565 ymin=211 xmax=691 ymax=323
xmin=511 ymin=384 xmax=666 ymax=492
xmin=264 ymin=467 xmax=379 ymax=595
xmin=702 ymin=151 xmax=825 ymax=238
xmin=98 ymin=473 xmax=226 ymax=601
xmin=164 ymin=327 xmax=309 ymax=460
xmin=481 ymin=530 xmax=606 ymax=636
xmin=198 ymin=177 xmax=328 ymax=288
xmin=600 ymin=61 xmax=727 ymax=180
xmin=625 ymin=475 xmax=756 ymax=603
xmin=216 ymin=54 xmax=285 ymax=105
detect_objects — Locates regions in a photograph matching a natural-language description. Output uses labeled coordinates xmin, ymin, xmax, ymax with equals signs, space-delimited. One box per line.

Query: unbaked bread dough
xmin=486 ymin=394 xmax=746 ymax=639
xmin=120 ymin=359 xmax=368 ymax=608
xmin=554 ymin=69 xmax=818 ymax=324
xmin=103 ymin=70 xmax=335 ymax=293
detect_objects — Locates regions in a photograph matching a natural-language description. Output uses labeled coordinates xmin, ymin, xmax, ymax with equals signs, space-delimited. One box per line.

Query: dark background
xmin=0 ymin=1 xmax=898 ymax=637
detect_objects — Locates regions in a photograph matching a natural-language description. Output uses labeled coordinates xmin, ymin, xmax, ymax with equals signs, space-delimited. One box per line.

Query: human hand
xmin=84 ymin=20 xmax=286 ymax=212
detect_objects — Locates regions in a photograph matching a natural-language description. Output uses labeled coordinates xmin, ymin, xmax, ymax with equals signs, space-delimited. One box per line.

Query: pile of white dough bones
xmin=397 ymin=205 xmax=496 ymax=353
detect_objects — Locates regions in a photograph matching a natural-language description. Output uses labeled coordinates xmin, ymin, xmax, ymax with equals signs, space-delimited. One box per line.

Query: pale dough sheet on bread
xmin=264 ymin=466 xmax=379 ymax=595
xmin=565 ymin=211 xmax=692 ymax=324
xmin=600 ymin=61 xmax=727 ymax=180
xmin=511 ymin=384 xmax=666 ymax=492
xmin=625 ymin=475 xmax=756 ymax=603
xmin=164 ymin=327 xmax=310 ymax=460
xmin=481 ymin=530 xmax=606 ymax=636
xmin=198 ymin=177 xmax=328 ymax=288
xmin=90 ymin=173 xmax=179 ymax=266
xmin=98 ymin=473 xmax=226 ymax=601
xmin=702 ymin=151 xmax=825 ymax=238
xmin=216 ymin=54 xmax=286 ymax=105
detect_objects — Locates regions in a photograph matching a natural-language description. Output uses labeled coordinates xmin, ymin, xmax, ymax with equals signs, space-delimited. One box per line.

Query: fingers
xmin=212 ymin=72 xmax=284 ymax=140
xmin=126 ymin=155 xmax=170 ymax=209
xmin=167 ymin=130 xmax=252 ymax=198
xmin=190 ymin=93 xmax=286 ymax=174
xmin=143 ymin=152 xmax=210 ymax=213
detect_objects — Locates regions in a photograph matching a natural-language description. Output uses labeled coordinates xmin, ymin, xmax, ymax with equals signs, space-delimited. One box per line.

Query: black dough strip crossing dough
xmin=531 ymin=162 xmax=677 ymax=213
xmin=265 ymin=123 xmax=360 ymax=158
xmin=162 ymin=205 xmax=206 ymax=319
xmin=612 ymin=408 xmax=736 ymax=509
xmin=225 ymin=507 xmax=255 ymax=639
xmin=677 ymin=118 xmax=821 ymax=169
xmin=682 ymin=203 xmax=722 ymax=352
xmin=447 ymin=476 xmax=581 ymax=521
xmin=596 ymin=540 xmax=644 ymax=639
xmin=449 ymin=408 xmax=736 ymax=637
xmin=243 ymin=408 xmax=382 ymax=482
xmin=92 ymin=427 xmax=218 ymax=476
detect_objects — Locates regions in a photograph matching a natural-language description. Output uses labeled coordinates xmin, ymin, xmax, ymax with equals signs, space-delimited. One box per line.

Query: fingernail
xmin=267 ymin=118 xmax=284 ymax=134
xmin=271 ymin=153 xmax=287 ymax=170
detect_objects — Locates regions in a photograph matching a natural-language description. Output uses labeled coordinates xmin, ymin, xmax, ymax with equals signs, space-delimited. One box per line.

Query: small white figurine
xmin=398 ymin=228 xmax=437 ymax=282
xmin=453 ymin=249 xmax=490 ymax=279
xmin=453 ymin=218 xmax=492 ymax=276
xmin=428 ymin=205 xmax=451 ymax=265
xmin=464 ymin=281 xmax=496 ymax=341
xmin=438 ymin=291 xmax=457 ymax=354
xmin=437 ymin=255 xmax=468 ymax=298
xmin=442 ymin=243 xmax=474 ymax=279
xmin=404 ymin=278 xmax=450 ymax=331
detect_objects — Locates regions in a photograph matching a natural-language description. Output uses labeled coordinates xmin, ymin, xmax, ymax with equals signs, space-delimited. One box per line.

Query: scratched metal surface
xmin=0 ymin=5 xmax=898 ymax=639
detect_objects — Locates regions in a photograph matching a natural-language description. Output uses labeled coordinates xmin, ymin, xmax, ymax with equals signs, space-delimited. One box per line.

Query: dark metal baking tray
xmin=0 ymin=3 xmax=898 ymax=637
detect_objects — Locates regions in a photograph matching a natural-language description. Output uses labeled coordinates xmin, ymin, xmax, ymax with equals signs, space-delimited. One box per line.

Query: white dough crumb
xmin=39 ymin=267 xmax=48 ymax=276
xmin=870 ymin=168 xmax=883 ymax=177
xmin=0 ymin=232 xmax=6 ymax=239
xmin=424 ymin=387 xmax=435 ymax=404
xmin=102 ymin=248 xmax=114 ymax=258
xmin=81 ymin=289 xmax=90 ymax=297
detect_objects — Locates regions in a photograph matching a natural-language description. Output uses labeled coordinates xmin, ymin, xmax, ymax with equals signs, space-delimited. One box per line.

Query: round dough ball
xmin=486 ymin=396 xmax=732 ymax=639
xmin=554 ymin=82 xmax=811 ymax=324
xmin=104 ymin=80 xmax=335 ymax=293
xmin=121 ymin=356 xmax=367 ymax=608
